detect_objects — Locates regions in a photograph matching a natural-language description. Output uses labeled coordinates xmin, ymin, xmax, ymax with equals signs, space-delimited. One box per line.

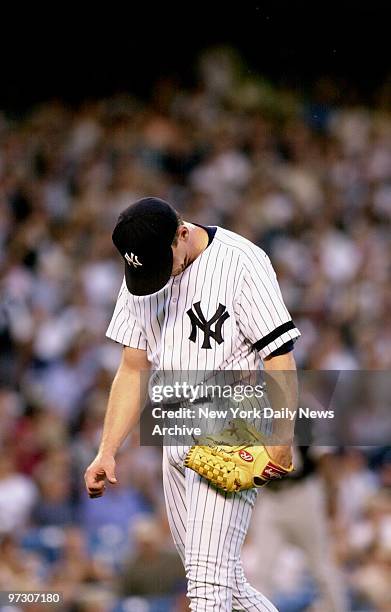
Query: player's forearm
xmin=263 ymin=351 xmax=298 ymax=445
xmin=98 ymin=365 xmax=148 ymax=458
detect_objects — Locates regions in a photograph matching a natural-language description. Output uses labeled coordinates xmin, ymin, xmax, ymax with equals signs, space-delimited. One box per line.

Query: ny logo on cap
xmin=125 ymin=252 xmax=143 ymax=268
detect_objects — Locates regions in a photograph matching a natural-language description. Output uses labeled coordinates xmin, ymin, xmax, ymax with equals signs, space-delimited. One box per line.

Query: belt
xmin=161 ymin=396 xmax=214 ymax=409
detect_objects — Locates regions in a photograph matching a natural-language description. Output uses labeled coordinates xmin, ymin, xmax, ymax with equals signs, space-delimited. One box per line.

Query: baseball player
xmin=84 ymin=197 xmax=300 ymax=611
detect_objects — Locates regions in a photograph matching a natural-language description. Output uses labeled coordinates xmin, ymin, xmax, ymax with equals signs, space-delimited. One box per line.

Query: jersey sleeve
xmin=236 ymin=249 xmax=300 ymax=359
xmin=105 ymin=279 xmax=147 ymax=350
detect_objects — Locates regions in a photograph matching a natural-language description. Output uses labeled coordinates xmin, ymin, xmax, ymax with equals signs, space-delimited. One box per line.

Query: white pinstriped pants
xmin=163 ymin=445 xmax=278 ymax=612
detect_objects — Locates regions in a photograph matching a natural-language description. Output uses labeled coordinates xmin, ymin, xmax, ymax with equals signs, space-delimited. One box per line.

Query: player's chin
xmin=172 ymin=262 xmax=186 ymax=276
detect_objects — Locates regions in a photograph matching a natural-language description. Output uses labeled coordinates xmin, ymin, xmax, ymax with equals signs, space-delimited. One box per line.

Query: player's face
xmin=171 ymin=226 xmax=190 ymax=276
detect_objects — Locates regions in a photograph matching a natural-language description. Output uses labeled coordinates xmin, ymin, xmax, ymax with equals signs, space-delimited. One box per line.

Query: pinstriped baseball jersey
xmin=106 ymin=223 xmax=294 ymax=611
xmin=106 ymin=225 xmax=300 ymax=370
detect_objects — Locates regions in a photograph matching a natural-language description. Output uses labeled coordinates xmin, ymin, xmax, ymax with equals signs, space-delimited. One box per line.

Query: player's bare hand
xmin=266 ymin=445 xmax=293 ymax=469
xmin=84 ymin=454 xmax=118 ymax=499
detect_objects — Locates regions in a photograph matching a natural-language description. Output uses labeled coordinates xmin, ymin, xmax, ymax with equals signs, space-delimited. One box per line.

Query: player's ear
xmin=171 ymin=223 xmax=187 ymax=247
xmin=178 ymin=224 xmax=189 ymax=242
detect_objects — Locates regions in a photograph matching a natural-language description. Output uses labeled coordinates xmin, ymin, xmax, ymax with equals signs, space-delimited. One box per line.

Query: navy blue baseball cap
xmin=112 ymin=197 xmax=180 ymax=296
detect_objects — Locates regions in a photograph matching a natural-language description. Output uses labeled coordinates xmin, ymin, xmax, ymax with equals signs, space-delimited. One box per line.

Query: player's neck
xmin=185 ymin=222 xmax=209 ymax=264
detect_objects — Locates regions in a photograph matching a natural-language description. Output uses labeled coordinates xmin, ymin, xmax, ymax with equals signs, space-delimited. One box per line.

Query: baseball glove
xmin=184 ymin=420 xmax=293 ymax=493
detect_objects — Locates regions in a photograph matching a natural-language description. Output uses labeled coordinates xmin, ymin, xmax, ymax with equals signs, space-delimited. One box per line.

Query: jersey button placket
xmin=171 ymin=278 xmax=180 ymax=304
xmin=165 ymin=280 xmax=179 ymax=356
xmin=170 ymin=280 xmax=179 ymax=312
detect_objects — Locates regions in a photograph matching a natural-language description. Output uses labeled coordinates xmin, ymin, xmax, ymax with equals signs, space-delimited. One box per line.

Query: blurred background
xmin=0 ymin=4 xmax=390 ymax=611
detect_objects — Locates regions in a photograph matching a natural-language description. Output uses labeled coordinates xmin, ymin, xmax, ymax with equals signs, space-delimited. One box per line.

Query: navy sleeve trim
xmin=267 ymin=339 xmax=295 ymax=358
xmin=194 ymin=223 xmax=217 ymax=246
xmin=253 ymin=321 xmax=296 ymax=352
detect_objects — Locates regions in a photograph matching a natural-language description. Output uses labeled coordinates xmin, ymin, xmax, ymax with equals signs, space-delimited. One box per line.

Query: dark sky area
xmin=1 ymin=2 xmax=389 ymax=111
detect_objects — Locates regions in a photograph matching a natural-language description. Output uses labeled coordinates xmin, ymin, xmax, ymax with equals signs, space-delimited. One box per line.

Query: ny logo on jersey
xmin=187 ymin=302 xmax=230 ymax=349
xmin=125 ymin=252 xmax=143 ymax=268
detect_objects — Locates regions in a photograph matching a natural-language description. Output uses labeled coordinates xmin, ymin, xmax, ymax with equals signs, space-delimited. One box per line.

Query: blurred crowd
xmin=0 ymin=49 xmax=390 ymax=610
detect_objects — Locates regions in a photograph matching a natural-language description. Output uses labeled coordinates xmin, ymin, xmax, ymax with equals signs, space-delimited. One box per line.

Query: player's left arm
xmin=263 ymin=349 xmax=298 ymax=468
xmin=235 ymin=247 xmax=301 ymax=468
